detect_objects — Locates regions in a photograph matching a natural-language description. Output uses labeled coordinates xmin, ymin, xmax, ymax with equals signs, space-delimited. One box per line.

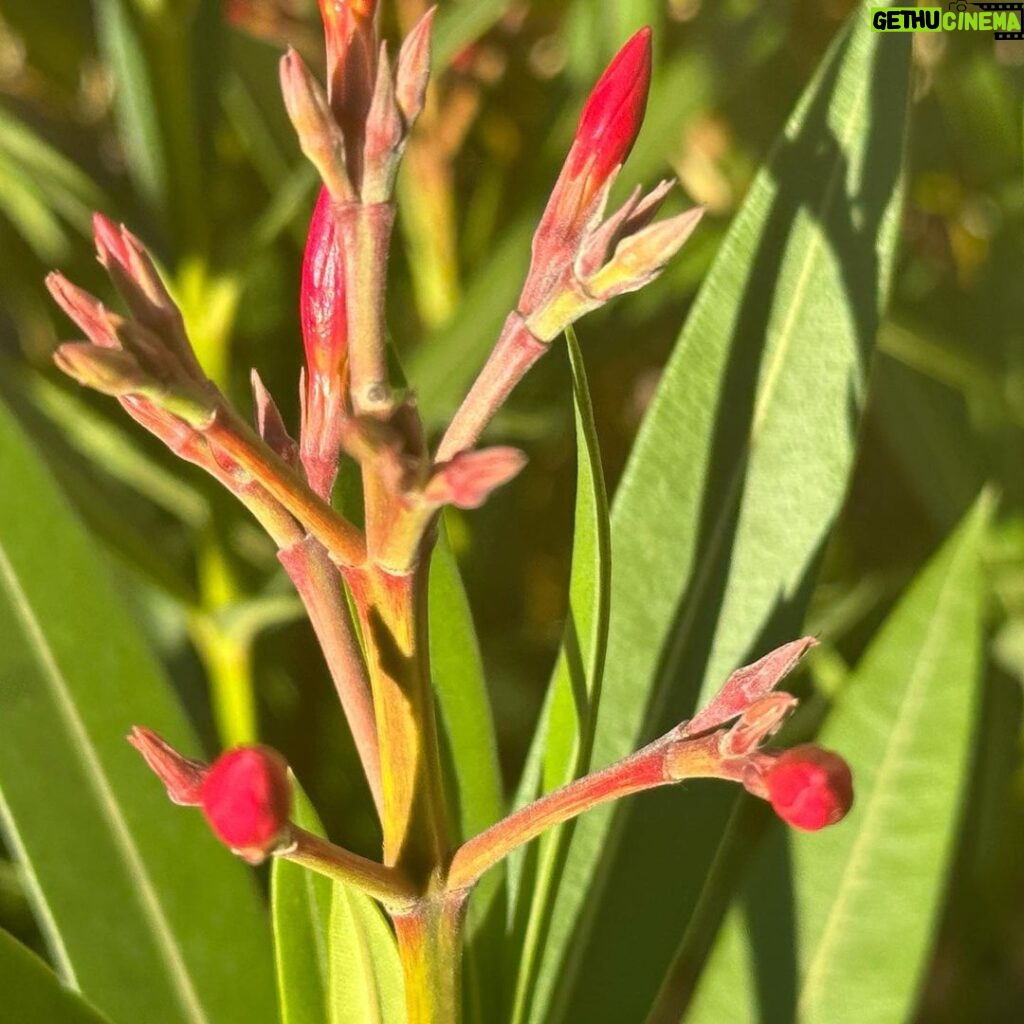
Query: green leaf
xmin=516 ymin=8 xmax=910 ymax=1022
xmin=0 ymin=928 xmax=112 ymax=1024
xmin=430 ymin=520 xmax=505 ymax=847
xmin=434 ymin=0 xmax=514 ymax=69
xmin=327 ymin=883 xmax=405 ymax=1024
xmin=429 ymin=520 xmax=506 ymax=1023
xmin=93 ymin=0 xmax=168 ymax=215
xmin=508 ymin=328 xmax=611 ymax=1019
xmin=0 ymin=398 xmax=279 ymax=1024
xmin=684 ymin=494 xmax=992 ymax=1024
xmin=272 ymin=785 xmax=332 ymax=1024
xmin=272 ymin=782 xmax=404 ymax=1024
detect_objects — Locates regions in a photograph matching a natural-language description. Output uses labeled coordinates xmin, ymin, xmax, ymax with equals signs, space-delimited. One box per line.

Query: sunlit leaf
xmin=272 ymin=786 xmax=333 ymax=1024
xmin=684 ymin=494 xmax=991 ymax=1024
xmin=517 ymin=8 xmax=910 ymax=1022
xmin=508 ymin=327 xmax=611 ymax=1019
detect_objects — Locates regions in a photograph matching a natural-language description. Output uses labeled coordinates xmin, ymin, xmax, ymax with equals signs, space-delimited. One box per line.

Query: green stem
xmin=343 ymin=559 xmax=449 ymax=878
xmin=341 ymin=202 xmax=397 ymax=416
xmin=282 ymin=826 xmax=418 ymax=909
xmin=393 ymin=894 xmax=467 ymax=1024
xmin=203 ymin=408 xmax=366 ymax=564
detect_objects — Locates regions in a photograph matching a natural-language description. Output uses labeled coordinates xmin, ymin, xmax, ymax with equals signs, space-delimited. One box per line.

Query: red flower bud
xmin=764 ymin=745 xmax=854 ymax=832
xmin=519 ymin=29 xmax=653 ymax=315
xmin=199 ymin=746 xmax=292 ymax=863
xmin=301 ymin=186 xmax=348 ymax=381
xmin=565 ymin=27 xmax=652 ymax=209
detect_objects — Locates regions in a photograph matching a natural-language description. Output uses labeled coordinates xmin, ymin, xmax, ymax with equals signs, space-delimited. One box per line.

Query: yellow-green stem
xmin=393 ymin=893 xmax=467 ymax=1024
xmin=343 ymin=559 xmax=449 ymax=879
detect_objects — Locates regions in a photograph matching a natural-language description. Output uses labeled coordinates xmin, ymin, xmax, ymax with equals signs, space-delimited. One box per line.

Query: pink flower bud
xmin=566 ymin=27 xmax=652 ymax=208
xmin=128 ymin=727 xmax=207 ymax=806
xmin=520 ymin=29 xmax=653 ymax=316
xmin=199 ymin=746 xmax=292 ymax=863
xmin=300 ymin=187 xmax=350 ymax=496
xmin=45 ymin=273 xmax=118 ymax=349
xmin=302 ymin=187 xmax=348 ymax=381
xmin=764 ymin=745 xmax=854 ymax=832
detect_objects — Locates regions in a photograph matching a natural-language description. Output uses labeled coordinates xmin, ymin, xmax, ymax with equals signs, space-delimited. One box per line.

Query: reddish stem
xmin=436 ymin=313 xmax=548 ymax=462
xmin=279 ymin=536 xmax=382 ymax=811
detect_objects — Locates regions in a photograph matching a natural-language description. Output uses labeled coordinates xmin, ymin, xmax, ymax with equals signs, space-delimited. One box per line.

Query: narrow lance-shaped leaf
xmin=429 ymin=519 xmax=507 ymax=1024
xmin=0 ymin=928 xmax=112 ymax=1024
xmin=684 ymin=493 xmax=992 ymax=1024
xmin=516 ymin=7 xmax=910 ymax=1022
xmin=0 ymin=398 xmax=279 ymax=1024
xmin=327 ymin=881 xmax=406 ymax=1024
xmin=508 ymin=326 xmax=611 ymax=1018
xmin=272 ymin=784 xmax=332 ymax=1024
xmin=271 ymin=779 xmax=406 ymax=1024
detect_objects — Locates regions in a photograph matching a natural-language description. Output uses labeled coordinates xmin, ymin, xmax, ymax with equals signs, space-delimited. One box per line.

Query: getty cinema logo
xmin=872 ymin=3 xmax=1024 ymax=37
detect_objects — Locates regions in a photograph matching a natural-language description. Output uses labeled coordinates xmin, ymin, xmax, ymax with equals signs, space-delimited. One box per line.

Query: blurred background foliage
xmin=0 ymin=0 xmax=1021 ymax=1020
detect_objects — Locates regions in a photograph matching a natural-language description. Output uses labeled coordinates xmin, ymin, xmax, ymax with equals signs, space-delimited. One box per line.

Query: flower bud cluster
xmin=518 ymin=28 xmax=704 ymax=343
xmin=279 ymin=2 xmax=434 ymax=205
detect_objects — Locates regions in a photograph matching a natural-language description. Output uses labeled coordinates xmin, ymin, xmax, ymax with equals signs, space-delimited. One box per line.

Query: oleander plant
xmin=1 ymin=2 xmax=1021 ymax=1023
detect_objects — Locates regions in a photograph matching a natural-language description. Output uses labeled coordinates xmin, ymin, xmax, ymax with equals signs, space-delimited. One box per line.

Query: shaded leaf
xmin=0 ymin=928 xmax=112 ymax=1024
xmin=0 ymin=398 xmax=279 ymax=1024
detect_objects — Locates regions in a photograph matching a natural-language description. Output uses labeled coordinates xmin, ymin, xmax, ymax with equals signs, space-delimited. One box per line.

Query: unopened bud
xmin=362 ymin=44 xmax=403 ymax=202
xmin=301 ymin=187 xmax=348 ymax=381
xmin=280 ymin=49 xmax=354 ymax=202
xmin=54 ymin=342 xmax=151 ymax=396
xmin=762 ymin=745 xmax=854 ymax=832
xmin=199 ymin=746 xmax=293 ymax=864
xmin=586 ymin=205 xmax=704 ymax=300
xmin=319 ymin=0 xmax=378 ymax=172
xmin=395 ymin=7 xmax=435 ymax=126
xmin=128 ymin=727 xmax=206 ymax=806
xmin=46 ymin=273 xmax=118 ymax=349
xmin=424 ymin=447 xmax=528 ymax=509
xmin=91 ymin=214 xmax=205 ymax=381
xmin=566 ymin=28 xmax=652 ymax=211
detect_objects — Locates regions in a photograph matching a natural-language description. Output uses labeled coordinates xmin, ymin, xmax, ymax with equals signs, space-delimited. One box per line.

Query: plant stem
xmin=448 ymin=732 xmax=732 ymax=892
xmin=341 ymin=202 xmax=397 ymax=416
xmin=436 ymin=313 xmax=548 ymax=461
xmin=282 ymin=826 xmax=418 ymax=908
xmin=203 ymin=408 xmax=366 ymax=564
xmin=343 ymin=560 xmax=449 ymax=879
xmin=393 ymin=893 xmax=468 ymax=1024
xmin=278 ymin=536 xmax=383 ymax=812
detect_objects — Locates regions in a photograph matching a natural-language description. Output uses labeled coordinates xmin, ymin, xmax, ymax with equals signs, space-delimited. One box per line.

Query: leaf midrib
xmin=795 ymin=531 xmax=976 ymax=1016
